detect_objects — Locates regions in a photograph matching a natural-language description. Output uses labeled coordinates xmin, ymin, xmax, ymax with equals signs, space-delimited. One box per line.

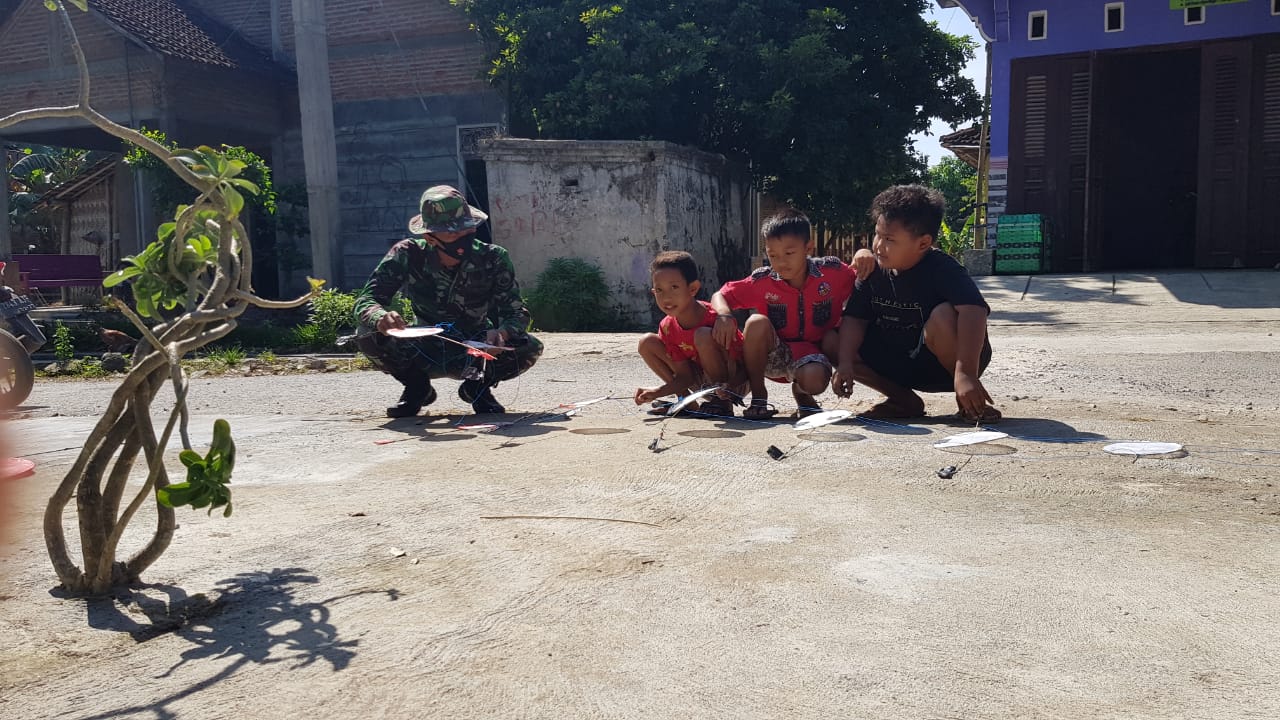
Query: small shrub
xmin=207 ymin=345 xmax=246 ymax=368
xmin=308 ymin=289 xmax=357 ymax=335
xmin=53 ymin=321 xmax=75 ymax=364
xmin=257 ymin=350 xmax=277 ymax=364
xmin=527 ymin=257 xmax=614 ymax=331
xmin=938 ymin=218 xmax=975 ymax=258
xmin=291 ymin=323 xmax=331 ymax=351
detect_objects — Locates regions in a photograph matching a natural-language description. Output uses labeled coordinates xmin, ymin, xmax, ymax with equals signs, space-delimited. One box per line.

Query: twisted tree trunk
xmin=4 ymin=2 xmax=318 ymax=595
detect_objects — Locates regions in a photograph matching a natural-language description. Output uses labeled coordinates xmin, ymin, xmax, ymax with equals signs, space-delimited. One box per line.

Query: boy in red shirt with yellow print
xmin=635 ymin=251 xmax=746 ymax=417
xmin=712 ymin=211 xmax=874 ymax=419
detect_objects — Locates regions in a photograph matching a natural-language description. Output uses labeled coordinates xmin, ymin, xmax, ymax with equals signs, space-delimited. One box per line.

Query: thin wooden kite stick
xmin=479 ymin=515 xmax=663 ymax=528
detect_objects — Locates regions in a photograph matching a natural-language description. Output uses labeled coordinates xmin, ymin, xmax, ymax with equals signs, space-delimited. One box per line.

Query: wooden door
xmin=1008 ymin=55 xmax=1092 ymax=272
xmin=1196 ymin=41 xmax=1253 ymax=267
xmin=1249 ymin=36 xmax=1280 ymax=267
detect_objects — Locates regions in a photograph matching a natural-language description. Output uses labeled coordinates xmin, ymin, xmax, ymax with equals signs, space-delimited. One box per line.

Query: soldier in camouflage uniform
xmin=354 ymin=185 xmax=543 ymax=417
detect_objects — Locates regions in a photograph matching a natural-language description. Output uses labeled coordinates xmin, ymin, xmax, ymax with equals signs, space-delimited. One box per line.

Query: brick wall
xmin=330 ymin=43 xmax=488 ymax=103
xmin=186 ymin=0 xmax=488 ymax=100
xmin=0 ymin=1 xmax=163 ymax=119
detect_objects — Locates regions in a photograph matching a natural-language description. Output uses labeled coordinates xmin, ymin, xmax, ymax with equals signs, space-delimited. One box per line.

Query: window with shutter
xmin=1024 ymin=75 xmax=1048 ymax=158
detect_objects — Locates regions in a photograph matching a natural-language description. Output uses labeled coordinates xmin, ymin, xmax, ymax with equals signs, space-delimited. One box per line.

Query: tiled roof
xmin=940 ymin=124 xmax=986 ymax=169
xmin=89 ymin=0 xmax=281 ymax=75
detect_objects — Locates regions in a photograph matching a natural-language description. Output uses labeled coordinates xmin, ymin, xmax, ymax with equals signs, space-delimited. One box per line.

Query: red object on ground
xmin=0 ymin=457 xmax=35 ymax=480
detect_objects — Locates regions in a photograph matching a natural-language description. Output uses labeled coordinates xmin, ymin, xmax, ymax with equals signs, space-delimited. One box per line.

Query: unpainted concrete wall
xmin=480 ymin=139 xmax=755 ymax=328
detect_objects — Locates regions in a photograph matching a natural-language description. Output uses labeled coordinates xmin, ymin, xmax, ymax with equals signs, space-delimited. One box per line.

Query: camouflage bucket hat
xmin=408 ymin=185 xmax=488 ymax=235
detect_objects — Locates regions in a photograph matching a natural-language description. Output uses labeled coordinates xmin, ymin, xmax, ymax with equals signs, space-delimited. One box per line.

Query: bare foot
xmin=861 ymin=395 xmax=926 ymax=419
xmin=793 ymin=389 xmax=821 ymax=418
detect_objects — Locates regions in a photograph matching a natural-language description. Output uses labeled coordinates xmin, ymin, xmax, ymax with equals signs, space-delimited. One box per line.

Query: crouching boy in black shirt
xmin=832 ymin=185 xmax=1000 ymax=424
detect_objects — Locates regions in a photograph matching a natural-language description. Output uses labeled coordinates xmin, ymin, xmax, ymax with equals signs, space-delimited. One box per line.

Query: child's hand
xmin=852 ymin=248 xmax=876 ymax=280
xmin=712 ymin=314 xmax=738 ymax=350
xmin=954 ymin=371 xmax=993 ymax=421
xmin=635 ymin=387 xmax=663 ymax=405
xmin=831 ymin=364 xmax=857 ymax=398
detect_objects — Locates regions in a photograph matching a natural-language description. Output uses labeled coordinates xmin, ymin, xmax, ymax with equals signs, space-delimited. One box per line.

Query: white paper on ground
xmin=933 ymin=431 xmax=1010 ymax=449
xmin=1103 ymin=442 xmax=1183 ymax=456
xmin=386 ymin=326 xmax=444 ymax=339
xmin=794 ymin=409 xmax=854 ymax=431
xmin=668 ymin=387 xmax=721 ymax=416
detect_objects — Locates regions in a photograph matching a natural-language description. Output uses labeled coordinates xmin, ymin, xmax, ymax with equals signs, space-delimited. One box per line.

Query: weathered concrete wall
xmin=480 ymin=139 xmax=755 ymax=328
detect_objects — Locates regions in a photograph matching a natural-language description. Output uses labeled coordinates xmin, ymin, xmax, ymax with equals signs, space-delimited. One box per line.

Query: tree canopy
xmin=454 ymin=0 xmax=981 ymax=231
xmin=926 ymin=155 xmax=978 ymax=233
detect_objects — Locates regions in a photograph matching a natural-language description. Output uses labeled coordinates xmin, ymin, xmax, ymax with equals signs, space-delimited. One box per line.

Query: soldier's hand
xmin=376 ymin=311 xmax=407 ymax=335
xmin=485 ymin=329 xmax=510 ymax=347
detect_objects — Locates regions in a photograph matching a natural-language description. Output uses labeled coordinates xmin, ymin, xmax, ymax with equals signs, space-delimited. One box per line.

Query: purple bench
xmin=11 ymin=254 xmax=108 ymax=292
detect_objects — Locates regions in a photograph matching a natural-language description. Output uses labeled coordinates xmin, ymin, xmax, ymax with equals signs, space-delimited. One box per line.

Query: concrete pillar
xmin=1 ymin=141 xmax=10 ymax=258
xmin=291 ymin=0 xmax=342 ymax=286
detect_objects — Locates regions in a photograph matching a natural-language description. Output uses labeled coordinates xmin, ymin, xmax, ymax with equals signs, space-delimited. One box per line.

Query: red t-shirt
xmin=719 ymin=257 xmax=857 ymax=344
xmin=658 ymin=300 xmax=743 ymax=364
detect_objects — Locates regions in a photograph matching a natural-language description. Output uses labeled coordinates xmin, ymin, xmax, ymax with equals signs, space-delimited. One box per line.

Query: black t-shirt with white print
xmin=842 ymin=248 xmax=989 ymax=356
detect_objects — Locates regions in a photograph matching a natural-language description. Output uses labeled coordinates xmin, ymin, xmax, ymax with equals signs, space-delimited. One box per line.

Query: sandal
xmin=699 ymin=397 xmax=735 ymax=418
xmin=742 ymin=399 xmax=779 ymax=420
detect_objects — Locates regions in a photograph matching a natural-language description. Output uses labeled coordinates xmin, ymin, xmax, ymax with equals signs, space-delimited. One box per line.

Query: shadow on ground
xmin=69 ymin=568 xmax=394 ymax=720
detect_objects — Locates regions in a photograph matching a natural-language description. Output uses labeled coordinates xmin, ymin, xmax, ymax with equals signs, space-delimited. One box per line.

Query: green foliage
xmin=123 ymin=129 xmax=301 ymax=283
xmin=5 ymin=144 xmax=94 ymax=252
xmin=308 ymin=289 xmax=357 ymax=336
xmin=105 ymin=145 xmax=262 ymax=319
xmin=257 ymin=350 xmax=277 ymax=364
xmin=290 ymin=323 xmax=330 ymax=351
xmin=156 ymin=418 xmax=236 ymax=517
xmin=207 ymin=345 xmax=246 ymax=368
xmin=526 ymin=257 xmax=613 ymax=331
xmin=454 ymin=0 xmax=980 ymax=232
xmin=52 ymin=321 xmax=75 ymax=364
xmin=937 ymin=217 xmax=976 ymax=258
xmin=927 ymin=157 xmax=979 ymax=233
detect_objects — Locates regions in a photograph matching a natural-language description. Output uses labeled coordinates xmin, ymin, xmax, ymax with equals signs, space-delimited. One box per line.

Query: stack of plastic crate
xmin=994 ymin=214 xmax=1045 ymax=274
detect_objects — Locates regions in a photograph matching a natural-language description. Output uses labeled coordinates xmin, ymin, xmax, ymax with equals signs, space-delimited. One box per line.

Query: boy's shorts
xmin=859 ymin=334 xmax=992 ymax=393
xmin=766 ymin=340 xmax=831 ymax=383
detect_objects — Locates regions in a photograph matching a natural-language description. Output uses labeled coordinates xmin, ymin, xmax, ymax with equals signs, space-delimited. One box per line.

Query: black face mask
xmin=427 ymin=233 xmax=474 ymax=261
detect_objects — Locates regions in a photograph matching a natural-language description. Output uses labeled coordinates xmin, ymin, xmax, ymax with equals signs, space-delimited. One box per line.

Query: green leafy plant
xmin=257 ymin=350 xmax=277 ymax=364
xmin=526 ymin=257 xmax=614 ymax=331
xmin=207 ymin=345 xmax=246 ymax=368
xmin=290 ymin=323 xmax=328 ymax=351
xmin=157 ymin=419 xmax=236 ymax=518
xmin=308 ymin=289 xmax=357 ymax=335
xmin=52 ymin=321 xmax=75 ymax=364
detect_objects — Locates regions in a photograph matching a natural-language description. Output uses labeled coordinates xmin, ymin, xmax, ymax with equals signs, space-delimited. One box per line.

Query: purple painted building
xmin=943 ymin=0 xmax=1280 ymax=270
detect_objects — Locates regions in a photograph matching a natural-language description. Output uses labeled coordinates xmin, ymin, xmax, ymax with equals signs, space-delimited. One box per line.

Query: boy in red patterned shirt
xmin=712 ymin=210 xmax=874 ymax=419
xmin=635 ymin=251 xmax=745 ymax=417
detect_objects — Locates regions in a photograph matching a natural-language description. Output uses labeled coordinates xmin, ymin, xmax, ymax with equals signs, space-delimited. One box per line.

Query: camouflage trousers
xmin=357 ymin=330 xmax=543 ymax=388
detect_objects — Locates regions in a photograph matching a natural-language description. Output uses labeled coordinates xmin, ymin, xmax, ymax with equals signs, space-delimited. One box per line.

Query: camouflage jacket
xmin=353 ymin=237 xmax=529 ymax=338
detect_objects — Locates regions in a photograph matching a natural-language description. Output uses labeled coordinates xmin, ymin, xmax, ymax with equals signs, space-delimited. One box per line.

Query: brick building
xmin=0 ymin=0 xmax=503 ymax=292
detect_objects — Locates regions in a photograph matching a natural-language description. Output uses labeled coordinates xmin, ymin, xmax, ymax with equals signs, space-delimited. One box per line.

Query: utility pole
xmin=0 ymin=141 xmax=10 ymax=258
xmin=291 ymin=0 xmax=342 ymax=286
